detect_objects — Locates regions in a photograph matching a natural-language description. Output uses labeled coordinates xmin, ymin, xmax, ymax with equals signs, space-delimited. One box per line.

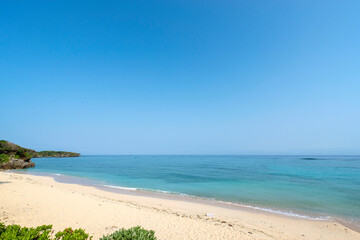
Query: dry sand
xmin=0 ymin=171 xmax=359 ymax=240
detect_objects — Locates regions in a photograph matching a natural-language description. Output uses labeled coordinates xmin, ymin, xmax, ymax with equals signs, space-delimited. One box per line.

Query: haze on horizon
xmin=1 ymin=1 xmax=359 ymax=155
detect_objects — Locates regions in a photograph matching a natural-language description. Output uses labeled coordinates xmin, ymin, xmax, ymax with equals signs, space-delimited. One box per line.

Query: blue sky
xmin=1 ymin=1 xmax=359 ymax=154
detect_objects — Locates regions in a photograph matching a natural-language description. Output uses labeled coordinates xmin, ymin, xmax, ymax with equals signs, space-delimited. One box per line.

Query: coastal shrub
xmin=0 ymin=223 xmax=92 ymax=240
xmin=54 ymin=228 xmax=91 ymax=240
xmin=14 ymin=150 xmax=32 ymax=160
xmin=0 ymin=223 xmax=155 ymax=240
xmin=0 ymin=223 xmax=5 ymax=235
xmin=0 ymin=224 xmax=52 ymax=239
xmin=100 ymin=226 xmax=156 ymax=240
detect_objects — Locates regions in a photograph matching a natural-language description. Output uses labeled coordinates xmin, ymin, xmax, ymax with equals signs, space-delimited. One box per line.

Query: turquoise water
xmin=20 ymin=155 xmax=360 ymax=224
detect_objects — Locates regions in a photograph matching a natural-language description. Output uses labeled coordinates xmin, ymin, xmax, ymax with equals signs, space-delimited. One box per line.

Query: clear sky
xmin=1 ymin=1 xmax=359 ymax=154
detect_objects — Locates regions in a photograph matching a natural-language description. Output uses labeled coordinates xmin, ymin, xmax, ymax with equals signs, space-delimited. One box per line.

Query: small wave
xmin=145 ymin=188 xmax=191 ymax=197
xmin=29 ymin=171 xmax=334 ymax=222
xmin=101 ymin=184 xmax=329 ymax=221
xmin=102 ymin=184 xmax=192 ymax=197
xmin=217 ymin=201 xmax=330 ymax=221
xmin=246 ymin=206 xmax=329 ymax=220
xmin=102 ymin=185 xmax=138 ymax=191
xmin=146 ymin=189 xmax=174 ymax=194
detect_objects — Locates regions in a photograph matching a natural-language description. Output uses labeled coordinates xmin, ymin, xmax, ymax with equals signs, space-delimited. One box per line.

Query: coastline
xmin=20 ymin=154 xmax=360 ymax=230
xmin=1 ymin=171 xmax=360 ymax=239
xmin=12 ymin=170 xmax=353 ymax=223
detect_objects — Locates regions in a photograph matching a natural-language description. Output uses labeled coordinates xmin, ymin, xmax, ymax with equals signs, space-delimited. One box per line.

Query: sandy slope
xmin=0 ymin=172 xmax=359 ymax=240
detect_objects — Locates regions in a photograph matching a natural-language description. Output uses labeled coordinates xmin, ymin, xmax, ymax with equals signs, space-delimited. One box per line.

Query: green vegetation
xmin=0 ymin=140 xmax=80 ymax=170
xmin=0 ymin=154 xmax=10 ymax=164
xmin=0 ymin=141 xmax=14 ymax=152
xmin=0 ymin=141 xmax=35 ymax=169
xmin=100 ymin=226 xmax=156 ymax=240
xmin=14 ymin=150 xmax=32 ymax=160
xmin=0 ymin=140 xmax=80 ymax=160
xmin=0 ymin=223 xmax=156 ymax=240
xmin=0 ymin=223 xmax=91 ymax=240
xmin=0 ymin=223 xmax=52 ymax=239
xmin=33 ymin=151 xmax=80 ymax=158
xmin=54 ymin=228 xmax=91 ymax=240
xmin=0 ymin=140 xmax=34 ymax=163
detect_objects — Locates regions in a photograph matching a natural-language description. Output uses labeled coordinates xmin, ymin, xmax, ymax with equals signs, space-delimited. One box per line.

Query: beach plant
xmin=0 ymin=223 xmax=92 ymax=240
xmin=100 ymin=226 xmax=156 ymax=240
xmin=0 ymin=224 xmax=53 ymax=240
xmin=0 ymin=223 xmax=155 ymax=240
xmin=54 ymin=228 xmax=91 ymax=240
xmin=0 ymin=223 xmax=5 ymax=235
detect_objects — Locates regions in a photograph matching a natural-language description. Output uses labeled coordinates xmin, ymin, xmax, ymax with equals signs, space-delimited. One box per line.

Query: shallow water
xmin=19 ymin=155 xmax=360 ymax=225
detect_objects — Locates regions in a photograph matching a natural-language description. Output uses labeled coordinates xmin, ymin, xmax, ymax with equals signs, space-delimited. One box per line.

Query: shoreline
xmin=12 ymin=170 xmax=352 ymax=223
xmin=1 ymin=171 xmax=360 ymax=239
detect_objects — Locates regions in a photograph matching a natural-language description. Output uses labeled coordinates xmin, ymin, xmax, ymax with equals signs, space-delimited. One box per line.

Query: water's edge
xmin=8 ymin=169 xmax=360 ymax=233
xmin=7 ymin=171 xmax=338 ymax=219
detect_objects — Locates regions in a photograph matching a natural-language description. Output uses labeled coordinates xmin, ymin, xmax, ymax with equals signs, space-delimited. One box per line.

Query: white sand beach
xmin=0 ymin=171 xmax=359 ymax=240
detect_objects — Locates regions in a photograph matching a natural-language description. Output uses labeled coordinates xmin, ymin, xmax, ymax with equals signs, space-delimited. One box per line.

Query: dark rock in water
xmin=0 ymin=140 xmax=80 ymax=170
xmin=301 ymin=157 xmax=319 ymax=160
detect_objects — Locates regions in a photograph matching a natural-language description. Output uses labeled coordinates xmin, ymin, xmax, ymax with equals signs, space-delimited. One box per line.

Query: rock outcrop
xmin=0 ymin=140 xmax=35 ymax=170
xmin=0 ymin=140 xmax=80 ymax=170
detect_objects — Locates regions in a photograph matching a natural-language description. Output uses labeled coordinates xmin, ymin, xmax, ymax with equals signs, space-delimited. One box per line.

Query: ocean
xmin=18 ymin=155 xmax=360 ymax=226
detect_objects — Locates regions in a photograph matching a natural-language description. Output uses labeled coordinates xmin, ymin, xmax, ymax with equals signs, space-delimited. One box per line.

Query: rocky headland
xmin=32 ymin=151 xmax=80 ymax=158
xmin=0 ymin=140 xmax=80 ymax=170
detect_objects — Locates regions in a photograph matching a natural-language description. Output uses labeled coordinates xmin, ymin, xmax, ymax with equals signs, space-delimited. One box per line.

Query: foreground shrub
xmin=0 ymin=223 xmax=5 ymax=235
xmin=0 ymin=223 xmax=91 ymax=240
xmin=0 ymin=224 xmax=52 ymax=240
xmin=55 ymin=228 xmax=91 ymax=240
xmin=0 ymin=223 xmax=155 ymax=240
xmin=100 ymin=226 xmax=156 ymax=240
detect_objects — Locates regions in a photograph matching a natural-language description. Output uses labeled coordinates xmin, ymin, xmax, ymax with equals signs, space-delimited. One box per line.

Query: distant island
xmin=0 ymin=140 xmax=80 ymax=170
